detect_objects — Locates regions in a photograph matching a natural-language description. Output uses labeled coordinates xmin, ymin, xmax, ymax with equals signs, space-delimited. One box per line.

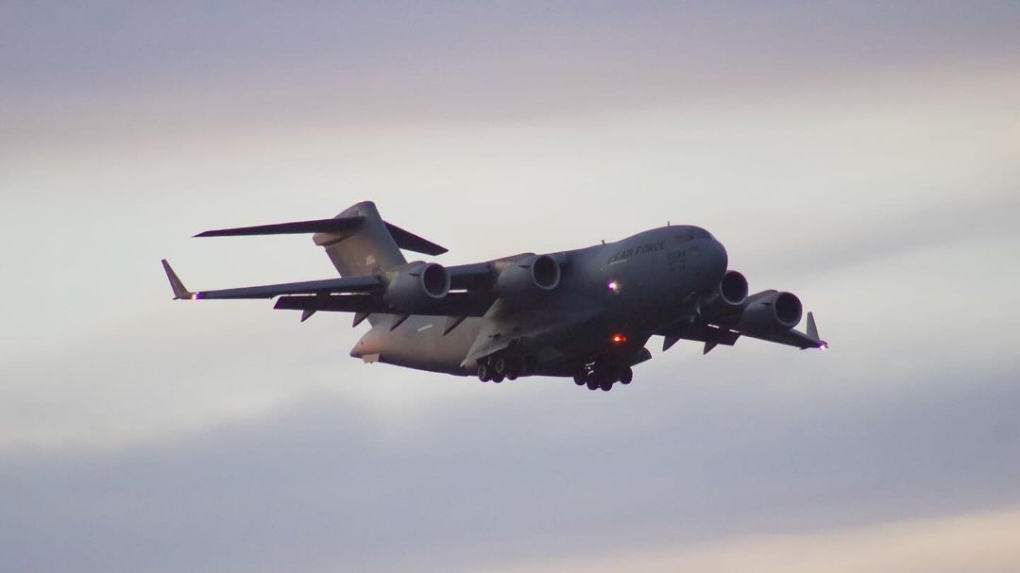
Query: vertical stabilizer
xmin=314 ymin=201 xmax=407 ymax=277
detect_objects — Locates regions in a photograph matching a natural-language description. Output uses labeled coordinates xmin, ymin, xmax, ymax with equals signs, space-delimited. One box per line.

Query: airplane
xmin=162 ymin=201 xmax=826 ymax=391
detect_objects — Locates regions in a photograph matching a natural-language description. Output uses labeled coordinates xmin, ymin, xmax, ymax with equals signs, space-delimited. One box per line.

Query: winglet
xmin=161 ymin=259 xmax=195 ymax=300
xmin=806 ymin=312 xmax=818 ymax=340
xmin=805 ymin=312 xmax=828 ymax=349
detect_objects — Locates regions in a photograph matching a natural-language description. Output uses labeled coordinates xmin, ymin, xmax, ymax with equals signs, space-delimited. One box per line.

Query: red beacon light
xmin=611 ymin=333 xmax=627 ymax=344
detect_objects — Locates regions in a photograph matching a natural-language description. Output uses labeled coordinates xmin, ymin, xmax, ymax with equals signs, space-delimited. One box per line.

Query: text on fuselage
xmin=608 ymin=240 xmax=665 ymax=264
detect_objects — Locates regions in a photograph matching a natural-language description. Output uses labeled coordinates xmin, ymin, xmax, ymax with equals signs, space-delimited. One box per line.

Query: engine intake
xmin=496 ymin=254 xmax=561 ymax=297
xmin=719 ymin=270 xmax=749 ymax=306
xmin=700 ymin=270 xmax=748 ymax=318
xmin=383 ymin=262 xmax=450 ymax=311
xmin=739 ymin=291 xmax=803 ymax=334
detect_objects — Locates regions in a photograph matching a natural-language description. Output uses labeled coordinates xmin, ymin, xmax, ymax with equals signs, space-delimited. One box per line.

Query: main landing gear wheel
xmin=619 ymin=367 xmax=633 ymax=385
xmin=477 ymin=364 xmax=491 ymax=382
xmin=577 ymin=360 xmax=635 ymax=391
xmin=494 ymin=356 xmax=508 ymax=376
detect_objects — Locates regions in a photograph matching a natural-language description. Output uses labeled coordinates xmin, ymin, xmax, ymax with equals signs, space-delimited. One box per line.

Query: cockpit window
xmin=691 ymin=227 xmax=713 ymax=240
xmin=677 ymin=227 xmax=713 ymax=241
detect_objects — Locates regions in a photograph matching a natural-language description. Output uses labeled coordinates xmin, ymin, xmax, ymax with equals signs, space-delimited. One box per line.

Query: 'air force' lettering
xmin=607 ymin=241 xmax=665 ymax=265
xmin=162 ymin=201 xmax=827 ymax=393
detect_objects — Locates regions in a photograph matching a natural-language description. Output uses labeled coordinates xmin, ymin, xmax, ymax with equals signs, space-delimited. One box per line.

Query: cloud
xmin=3 ymin=2 xmax=1018 ymax=154
xmin=484 ymin=504 xmax=1020 ymax=573
xmin=2 ymin=359 xmax=1018 ymax=573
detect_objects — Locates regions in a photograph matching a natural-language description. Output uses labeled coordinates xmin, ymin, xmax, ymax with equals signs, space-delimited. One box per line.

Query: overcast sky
xmin=2 ymin=2 xmax=1019 ymax=572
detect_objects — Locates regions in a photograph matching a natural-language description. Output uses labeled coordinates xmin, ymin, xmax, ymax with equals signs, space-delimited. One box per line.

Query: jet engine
xmin=701 ymin=270 xmax=749 ymax=317
xmin=738 ymin=291 xmax=802 ymax=334
xmin=383 ymin=262 xmax=450 ymax=311
xmin=496 ymin=254 xmax=561 ymax=297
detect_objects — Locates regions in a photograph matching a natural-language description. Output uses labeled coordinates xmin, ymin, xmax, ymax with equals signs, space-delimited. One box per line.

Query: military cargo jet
xmin=162 ymin=201 xmax=826 ymax=391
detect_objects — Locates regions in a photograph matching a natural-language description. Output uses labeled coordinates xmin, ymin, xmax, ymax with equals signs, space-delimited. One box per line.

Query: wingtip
xmin=805 ymin=311 xmax=828 ymax=350
xmin=161 ymin=259 xmax=194 ymax=300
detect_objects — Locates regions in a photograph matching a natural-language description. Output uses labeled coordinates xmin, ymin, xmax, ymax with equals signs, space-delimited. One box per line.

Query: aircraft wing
xmin=161 ymin=259 xmax=497 ymax=318
xmin=737 ymin=311 xmax=825 ymax=350
xmin=658 ymin=289 xmax=826 ymax=354
xmin=161 ymin=259 xmax=383 ymax=300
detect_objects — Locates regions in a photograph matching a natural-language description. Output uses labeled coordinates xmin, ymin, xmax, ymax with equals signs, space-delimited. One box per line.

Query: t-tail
xmin=314 ymin=201 xmax=418 ymax=277
xmin=194 ymin=200 xmax=446 ymax=277
xmin=187 ymin=200 xmax=447 ymax=324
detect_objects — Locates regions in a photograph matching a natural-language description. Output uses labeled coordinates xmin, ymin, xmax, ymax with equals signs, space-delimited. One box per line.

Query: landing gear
xmin=494 ymin=356 xmax=523 ymax=380
xmin=478 ymin=352 xmax=529 ymax=384
xmin=619 ymin=367 xmax=633 ymax=385
xmin=494 ymin=356 xmax=508 ymax=376
xmin=477 ymin=364 xmax=491 ymax=382
xmin=574 ymin=361 xmax=636 ymax=392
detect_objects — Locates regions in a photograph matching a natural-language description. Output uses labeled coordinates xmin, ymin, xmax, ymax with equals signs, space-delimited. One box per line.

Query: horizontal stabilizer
xmin=194 ymin=215 xmax=448 ymax=256
xmin=385 ymin=222 xmax=448 ymax=256
xmin=195 ymin=216 xmax=365 ymax=238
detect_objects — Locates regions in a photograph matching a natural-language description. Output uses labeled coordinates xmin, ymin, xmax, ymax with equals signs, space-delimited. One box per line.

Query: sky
xmin=2 ymin=1 xmax=1019 ymax=572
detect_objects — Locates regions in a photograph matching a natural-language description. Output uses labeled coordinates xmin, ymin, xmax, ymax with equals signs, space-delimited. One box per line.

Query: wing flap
xmin=274 ymin=292 xmax=493 ymax=317
xmin=192 ymin=275 xmax=383 ymax=300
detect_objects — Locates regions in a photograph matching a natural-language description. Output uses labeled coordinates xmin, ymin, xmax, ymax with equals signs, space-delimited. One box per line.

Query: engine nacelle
xmin=496 ymin=254 xmax=561 ymax=297
xmin=739 ymin=291 xmax=802 ymax=334
xmin=718 ymin=270 xmax=749 ymax=306
xmin=383 ymin=262 xmax=450 ymax=311
xmin=701 ymin=270 xmax=749 ymax=317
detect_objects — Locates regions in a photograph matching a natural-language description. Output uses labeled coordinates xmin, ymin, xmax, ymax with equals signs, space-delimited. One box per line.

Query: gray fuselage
xmin=349 ymin=225 xmax=728 ymax=377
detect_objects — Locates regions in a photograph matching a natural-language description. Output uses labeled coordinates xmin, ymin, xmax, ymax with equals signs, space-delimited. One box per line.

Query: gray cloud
xmin=4 ymin=1 xmax=1018 ymax=152
xmin=2 ymin=358 xmax=1018 ymax=573
xmin=6 ymin=2 xmax=1017 ymax=91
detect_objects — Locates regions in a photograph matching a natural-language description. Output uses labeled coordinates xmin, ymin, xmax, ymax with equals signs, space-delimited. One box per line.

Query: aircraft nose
xmin=706 ymin=238 xmax=728 ymax=279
